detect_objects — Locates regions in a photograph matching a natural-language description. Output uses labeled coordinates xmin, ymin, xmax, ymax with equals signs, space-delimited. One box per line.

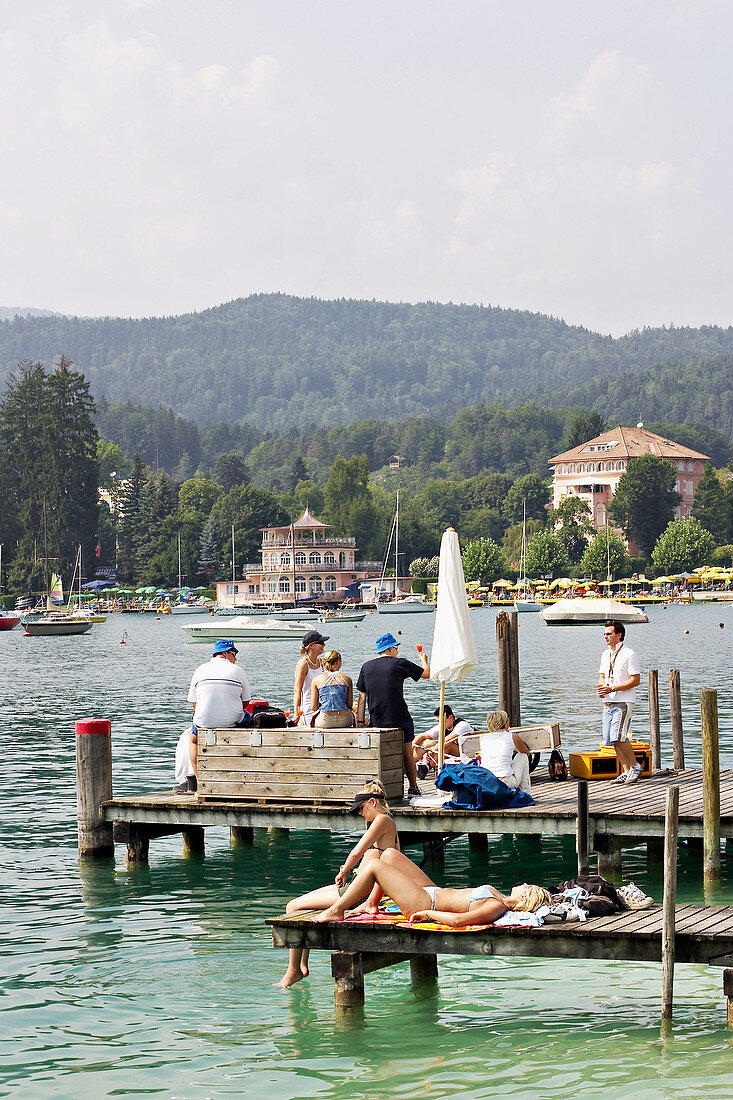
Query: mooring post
xmin=576 ymin=780 xmax=589 ymax=876
xmin=661 ymin=785 xmax=679 ymax=1023
xmin=648 ymin=670 xmax=661 ymax=770
xmin=496 ymin=610 xmax=520 ymax=726
xmin=595 ymin=833 xmax=621 ymax=880
xmin=410 ymin=955 xmax=438 ymax=987
xmin=724 ymin=969 xmax=733 ymax=1028
xmin=468 ymin=833 xmax=489 ymax=852
xmin=230 ymin=826 xmax=254 ymax=847
xmin=669 ymin=670 xmax=684 ymax=769
xmin=75 ymin=718 xmax=114 ymax=859
xmin=701 ymin=689 xmax=721 ymax=886
xmin=332 ymin=952 xmax=365 ymax=1008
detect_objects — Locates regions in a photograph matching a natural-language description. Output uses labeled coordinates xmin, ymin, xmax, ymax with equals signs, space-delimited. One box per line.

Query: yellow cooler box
xmin=569 ymin=742 xmax=651 ymax=780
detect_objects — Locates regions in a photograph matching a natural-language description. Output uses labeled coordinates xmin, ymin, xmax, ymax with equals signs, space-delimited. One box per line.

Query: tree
xmin=213 ymin=452 xmax=249 ymax=491
xmin=97 ymin=439 xmax=129 ymax=488
xmin=502 ymin=518 xmax=544 ymax=569
xmin=199 ymin=514 xmax=221 ymax=576
xmin=116 ymin=453 xmax=149 ymax=579
xmin=551 ymin=496 xmax=594 ymax=564
xmin=287 ymin=455 xmax=308 ymax=491
xmin=652 ymin=518 xmax=716 ymax=574
xmin=579 ymin=527 xmax=630 ymax=579
xmin=501 ymin=474 xmax=551 ymax=524
xmin=525 ymin=531 xmax=569 ymax=579
xmin=608 ymin=454 xmax=680 ymax=557
xmin=461 ymin=538 xmax=506 ymax=585
xmin=691 ymin=465 xmax=730 ymax=544
xmin=209 ymin=484 xmax=286 ymax=566
xmin=564 ymin=411 xmax=607 ymax=450
xmin=178 ymin=477 xmax=222 ymax=517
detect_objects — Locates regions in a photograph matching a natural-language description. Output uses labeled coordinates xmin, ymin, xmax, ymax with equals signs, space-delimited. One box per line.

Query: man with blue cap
xmin=356 ymin=633 xmax=430 ymax=797
xmin=183 ymin=639 xmax=251 ymax=788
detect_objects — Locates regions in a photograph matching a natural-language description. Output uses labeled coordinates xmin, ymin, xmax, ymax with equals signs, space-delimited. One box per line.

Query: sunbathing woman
xmin=275 ymin=781 xmax=428 ymax=987
xmin=313 ymin=861 xmax=550 ymax=927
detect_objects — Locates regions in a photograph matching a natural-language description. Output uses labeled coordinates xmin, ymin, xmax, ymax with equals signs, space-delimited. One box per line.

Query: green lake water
xmin=2 ymin=605 xmax=732 ymax=1098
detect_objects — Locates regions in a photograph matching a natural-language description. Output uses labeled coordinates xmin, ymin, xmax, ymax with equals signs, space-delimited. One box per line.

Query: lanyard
xmin=608 ymin=644 xmax=623 ymax=683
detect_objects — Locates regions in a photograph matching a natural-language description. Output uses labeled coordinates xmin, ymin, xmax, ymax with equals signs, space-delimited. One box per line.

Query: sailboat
xmin=170 ymin=533 xmax=211 ymax=614
xmin=514 ymin=502 xmax=542 ymax=613
xmin=21 ymin=522 xmax=95 ymax=636
xmin=377 ymin=491 xmax=434 ymax=615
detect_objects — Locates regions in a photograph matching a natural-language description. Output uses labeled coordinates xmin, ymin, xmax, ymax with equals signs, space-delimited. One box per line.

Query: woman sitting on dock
xmin=292 ymin=630 xmax=328 ymax=726
xmin=310 ymin=650 xmax=355 ymax=728
xmin=313 ymin=861 xmax=550 ymax=927
xmin=479 ymin=709 xmax=533 ymax=794
xmin=276 ymin=782 xmax=425 ymax=987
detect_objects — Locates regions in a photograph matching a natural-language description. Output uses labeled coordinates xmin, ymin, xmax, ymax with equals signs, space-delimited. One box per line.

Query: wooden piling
xmin=669 ymin=670 xmax=684 ymax=769
xmin=662 ymin=785 xmax=679 ymax=1022
xmin=230 ymin=826 xmax=254 ymax=847
xmin=701 ymin=689 xmax=721 ymax=885
xmin=182 ymin=826 xmax=205 ymax=857
xmin=468 ymin=833 xmax=489 ymax=852
xmin=496 ymin=610 xmax=520 ymax=727
xmin=596 ymin=834 xmax=621 ymax=880
xmin=576 ymin=780 xmax=589 ymax=876
xmin=332 ymin=952 xmax=365 ymax=1008
xmin=724 ymin=969 xmax=733 ymax=1028
xmin=648 ymin=670 xmax=661 ymax=770
xmin=410 ymin=954 xmax=438 ymax=986
xmin=75 ymin=718 xmax=114 ymax=859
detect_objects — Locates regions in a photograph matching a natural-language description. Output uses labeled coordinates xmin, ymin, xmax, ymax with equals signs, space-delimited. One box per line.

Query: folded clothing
xmin=617 ymin=882 xmax=654 ymax=910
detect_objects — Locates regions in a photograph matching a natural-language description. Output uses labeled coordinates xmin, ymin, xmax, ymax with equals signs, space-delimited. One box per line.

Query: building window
xmin=280 ymin=552 xmax=290 ymax=567
xmin=309 ymin=576 xmax=322 ymax=594
xmin=578 ymin=464 xmax=586 ymax=473
xmin=226 ymin=584 xmax=233 ymax=595
xmin=687 ymin=462 xmax=693 ymax=472
xmin=325 ymin=575 xmax=337 ymax=593
xmin=248 ymin=584 xmax=256 ymax=594
xmin=617 ymin=461 xmax=625 ymax=471
xmin=324 ymin=551 xmax=336 ymax=565
xmin=339 ymin=552 xmax=346 ymax=568
xmin=268 ymin=579 xmax=277 ymax=593
xmin=598 ymin=462 xmax=605 ymax=472
xmin=560 ymin=465 xmax=567 ymax=475
xmin=685 ymin=481 xmax=693 ymax=495
xmin=678 ymin=462 xmax=685 ymax=471
xmin=595 ymin=504 xmax=606 ymax=526
xmin=294 ymin=551 xmax=306 ymax=566
xmin=295 ymin=575 xmax=306 ymax=594
xmin=309 ymin=551 xmax=322 ymax=565
xmin=569 ymin=464 xmax=576 ymax=474
xmin=588 ymin=463 xmax=596 ymax=473
xmin=278 ymin=576 xmax=290 ymax=593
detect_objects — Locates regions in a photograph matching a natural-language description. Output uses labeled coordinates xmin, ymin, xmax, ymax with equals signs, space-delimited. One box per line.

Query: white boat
xmin=318 ymin=606 xmax=367 ymax=623
xmin=169 ymin=601 xmax=212 ymax=615
xmin=181 ymin=615 xmax=311 ymax=643
xmin=514 ymin=502 xmax=543 ymax=613
xmin=539 ymin=598 xmax=649 ymax=626
xmin=22 ymin=611 xmax=94 ymax=635
xmin=376 ymin=491 xmax=435 ymax=615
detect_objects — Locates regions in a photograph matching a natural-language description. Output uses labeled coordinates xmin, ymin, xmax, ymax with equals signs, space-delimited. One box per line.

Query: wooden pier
xmin=102 ymin=767 xmax=733 ymax=871
xmin=267 ymin=904 xmax=733 ymax=1018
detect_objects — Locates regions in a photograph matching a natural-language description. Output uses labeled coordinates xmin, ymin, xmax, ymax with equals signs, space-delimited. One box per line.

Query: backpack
xmin=252 ymin=706 xmax=288 ymax=728
xmin=548 ymin=749 xmax=568 ymax=781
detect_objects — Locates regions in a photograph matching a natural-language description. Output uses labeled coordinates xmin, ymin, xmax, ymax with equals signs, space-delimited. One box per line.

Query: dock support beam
xmin=701 ymin=689 xmax=721 ymax=886
xmin=332 ymin=952 xmax=364 ymax=1008
xmin=724 ymin=970 xmax=733 ymax=1028
xmin=595 ymin=834 xmax=621 ymax=880
xmin=76 ymin=718 xmax=114 ymax=859
xmin=230 ymin=826 xmax=254 ymax=847
xmin=182 ymin=826 xmax=205 ymax=857
xmin=662 ymin=786 xmax=679 ymax=1023
xmin=669 ymin=670 xmax=684 ymax=769
xmin=126 ymin=826 xmax=150 ymax=864
xmin=410 ymin=955 xmax=438 ymax=987
xmin=468 ymin=833 xmax=489 ymax=852
xmin=576 ymin=780 xmax=589 ymax=876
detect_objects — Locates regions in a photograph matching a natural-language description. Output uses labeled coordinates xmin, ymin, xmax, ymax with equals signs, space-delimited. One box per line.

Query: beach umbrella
xmin=492 ymin=579 xmax=514 ymax=588
xmin=430 ymin=527 xmax=478 ymax=768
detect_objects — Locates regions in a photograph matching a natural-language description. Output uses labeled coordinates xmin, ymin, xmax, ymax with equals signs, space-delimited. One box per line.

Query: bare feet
xmin=274 ymin=968 xmax=307 ymax=988
xmin=312 ymin=906 xmax=344 ymax=923
xmin=351 ymin=902 xmax=380 ymax=916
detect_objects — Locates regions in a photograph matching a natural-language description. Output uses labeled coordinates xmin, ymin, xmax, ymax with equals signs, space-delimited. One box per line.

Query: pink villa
xmin=549 ymin=425 xmax=709 ymax=550
xmin=215 ymin=507 xmax=378 ymax=608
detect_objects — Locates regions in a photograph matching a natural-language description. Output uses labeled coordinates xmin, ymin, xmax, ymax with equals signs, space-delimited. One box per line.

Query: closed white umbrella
xmin=430 ymin=528 xmax=478 ymax=766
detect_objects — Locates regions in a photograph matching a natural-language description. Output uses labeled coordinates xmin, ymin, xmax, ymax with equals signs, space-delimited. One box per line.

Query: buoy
xmin=684 ymin=629 xmax=689 ymax=635
xmin=720 ymin=623 xmax=725 ymax=629
xmin=155 ymin=615 xmax=160 ymax=620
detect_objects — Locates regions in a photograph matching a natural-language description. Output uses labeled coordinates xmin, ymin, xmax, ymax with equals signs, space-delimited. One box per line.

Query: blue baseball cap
xmin=213 ymin=639 xmax=238 ymax=655
xmin=376 ymin=632 xmax=399 ymax=654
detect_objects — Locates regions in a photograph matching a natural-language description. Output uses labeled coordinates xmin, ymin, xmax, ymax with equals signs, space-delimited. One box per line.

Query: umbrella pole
xmin=437 ymin=680 xmax=446 ymax=769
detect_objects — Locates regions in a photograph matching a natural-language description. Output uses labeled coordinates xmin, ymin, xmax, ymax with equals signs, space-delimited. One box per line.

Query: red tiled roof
xmin=550 ymin=426 xmax=709 ymax=465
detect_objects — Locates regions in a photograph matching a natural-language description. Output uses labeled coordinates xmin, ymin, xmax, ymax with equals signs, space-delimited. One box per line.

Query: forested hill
xmin=1 ymin=294 xmax=733 ymax=432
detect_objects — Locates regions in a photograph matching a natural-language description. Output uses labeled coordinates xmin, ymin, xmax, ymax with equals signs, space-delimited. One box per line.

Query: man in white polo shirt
xmin=185 ymin=639 xmax=251 ymax=783
xmin=597 ymin=620 xmax=642 ymax=784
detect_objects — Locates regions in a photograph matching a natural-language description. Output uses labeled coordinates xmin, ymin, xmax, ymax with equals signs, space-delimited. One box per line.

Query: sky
xmin=1 ymin=0 xmax=732 ymax=335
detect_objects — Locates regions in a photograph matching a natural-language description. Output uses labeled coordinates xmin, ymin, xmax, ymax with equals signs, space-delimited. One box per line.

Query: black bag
xmin=555 ymin=874 xmax=627 ymax=912
xmin=548 ymin=749 xmax=568 ymax=781
xmin=252 ymin=706 xmax=288 ymax=728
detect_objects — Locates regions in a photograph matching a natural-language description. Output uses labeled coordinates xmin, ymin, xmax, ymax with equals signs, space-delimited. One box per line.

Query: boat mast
xmin=394 ymin=489 xmax=399 ymax=600
xmin=178 ymin=532 xmax=182 ymax=592
xmin=231 ymin=525 xmax=235 ymax=595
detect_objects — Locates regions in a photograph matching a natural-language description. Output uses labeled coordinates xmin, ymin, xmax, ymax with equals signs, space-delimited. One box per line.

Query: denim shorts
xmin=601 ymin=702 xmax=634 ymax=745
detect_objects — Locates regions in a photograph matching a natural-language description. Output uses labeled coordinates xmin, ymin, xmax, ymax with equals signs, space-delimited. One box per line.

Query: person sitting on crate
xmin=479 ymin=710 xmax=533 ymax=794
xmin=412 ymin=704 xmax=475 ymax=778
xmin=310 ymin=650 xmax=355 ymax=728
xmin=183 ymin=639 xmax=251 ymax=788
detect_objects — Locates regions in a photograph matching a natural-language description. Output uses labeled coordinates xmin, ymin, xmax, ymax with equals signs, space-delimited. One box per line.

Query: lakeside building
xmin=549 ymin=425 xmax=709 ymax=548
xmin=215 ymin=507 xmax=380 ymax=608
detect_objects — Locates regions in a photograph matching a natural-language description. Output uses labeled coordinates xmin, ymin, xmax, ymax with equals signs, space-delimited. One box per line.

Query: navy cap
xmin=302 ymin=630 xmax=329 ymax=647
xmin=347 ymin=791 xmax=385 ymax=814
xmin=213 ymin=639 xmax=238 ymax=655
xmin=376 ymin=632 xmax=399 ymax=654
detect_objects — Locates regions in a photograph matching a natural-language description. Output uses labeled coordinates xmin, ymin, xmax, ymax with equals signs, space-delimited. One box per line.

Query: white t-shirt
xmin=598 ymin=643 xmax=640 ymax=703
xmin=188 ymin=657 xmax=251 ymax=728
xmin=424 ymin=718 xmax=475 ymax=762
xmin=479 ymin=728 xmax=515 ymax=778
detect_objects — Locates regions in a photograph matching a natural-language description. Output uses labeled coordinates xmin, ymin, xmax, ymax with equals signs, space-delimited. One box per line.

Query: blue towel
xmin=435 ymin=762 xmax=535 ymax=810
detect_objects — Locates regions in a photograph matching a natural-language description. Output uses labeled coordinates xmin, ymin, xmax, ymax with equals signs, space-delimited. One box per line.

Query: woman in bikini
xmin=313 ymin=862 xmax=550 ymax=927
xmin=276 ymin=782 xmax=431 ymax=987
xmin=310 ymin=650 xmax=355 ymax=728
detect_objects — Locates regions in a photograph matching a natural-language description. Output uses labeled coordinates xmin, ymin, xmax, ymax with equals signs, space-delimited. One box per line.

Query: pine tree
xmin=608 ymin=454 xmax=680 ymax=557
xmin=691 ymin=465 xmax=730 ymax=544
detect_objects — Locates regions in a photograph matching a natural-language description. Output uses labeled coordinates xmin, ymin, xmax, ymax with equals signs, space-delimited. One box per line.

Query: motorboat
xmin=378 ymin=595 xmax=435 ymax=615
xmin=0 ymin=611 xmax=20 ymax=631
xmin=21 ymin=611 xmax=94 ymax=636
xmin=181 ymin=615 xmax=312 ymax=643
xmin=318 ymin=606 xmax=367 ymax=623
xmin=539 ymin=598 xmax=649 ymax=626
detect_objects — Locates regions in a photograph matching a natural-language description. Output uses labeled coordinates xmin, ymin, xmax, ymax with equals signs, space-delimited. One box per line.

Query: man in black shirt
xmin=356 ymin=631 xmax=430 ymax=797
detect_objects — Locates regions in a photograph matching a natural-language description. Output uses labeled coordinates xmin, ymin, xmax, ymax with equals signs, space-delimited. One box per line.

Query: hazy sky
xmin=1 ymin=0 xmax=731 ymax=334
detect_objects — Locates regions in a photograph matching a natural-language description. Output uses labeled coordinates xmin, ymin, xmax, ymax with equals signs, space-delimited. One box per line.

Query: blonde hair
xmin=486 ymin=709 xmax=509 ymax=733
xmin=357 ymin=779 xmax=389 ymax=813
xmin=511 ymin=884 xmax=551 ymax=912
xmin=322 ymin=650 xmax=342 ymax=671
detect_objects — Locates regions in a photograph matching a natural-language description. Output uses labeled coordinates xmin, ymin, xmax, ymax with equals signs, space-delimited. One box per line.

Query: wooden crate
xmin=196 ymin=726 xmax=404 ymax=803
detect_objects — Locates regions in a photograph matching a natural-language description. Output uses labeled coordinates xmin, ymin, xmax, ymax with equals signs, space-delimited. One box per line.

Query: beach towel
xmin=435 ymin=762 xmax=535 ymax=810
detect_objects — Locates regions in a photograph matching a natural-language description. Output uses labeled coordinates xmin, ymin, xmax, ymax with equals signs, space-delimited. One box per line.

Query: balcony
xmin=262 ymin=536 xmax=357 ymax=549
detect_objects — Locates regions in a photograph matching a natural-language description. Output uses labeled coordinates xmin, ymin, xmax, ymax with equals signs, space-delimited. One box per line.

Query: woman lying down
xmin=296 ymin=848 xmax=550 ymax=927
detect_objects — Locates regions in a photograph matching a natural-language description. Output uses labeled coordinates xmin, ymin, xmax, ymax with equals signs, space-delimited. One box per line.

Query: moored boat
xmin=0 ymin=612 xmax=20 ymax=630
xmin=181 ymin=615 xmax=311 ymax=643
xmin=21 ymin=611 xmax=94 ymax=635
xmin=539 ymin=597 xmax=648 ymax=626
